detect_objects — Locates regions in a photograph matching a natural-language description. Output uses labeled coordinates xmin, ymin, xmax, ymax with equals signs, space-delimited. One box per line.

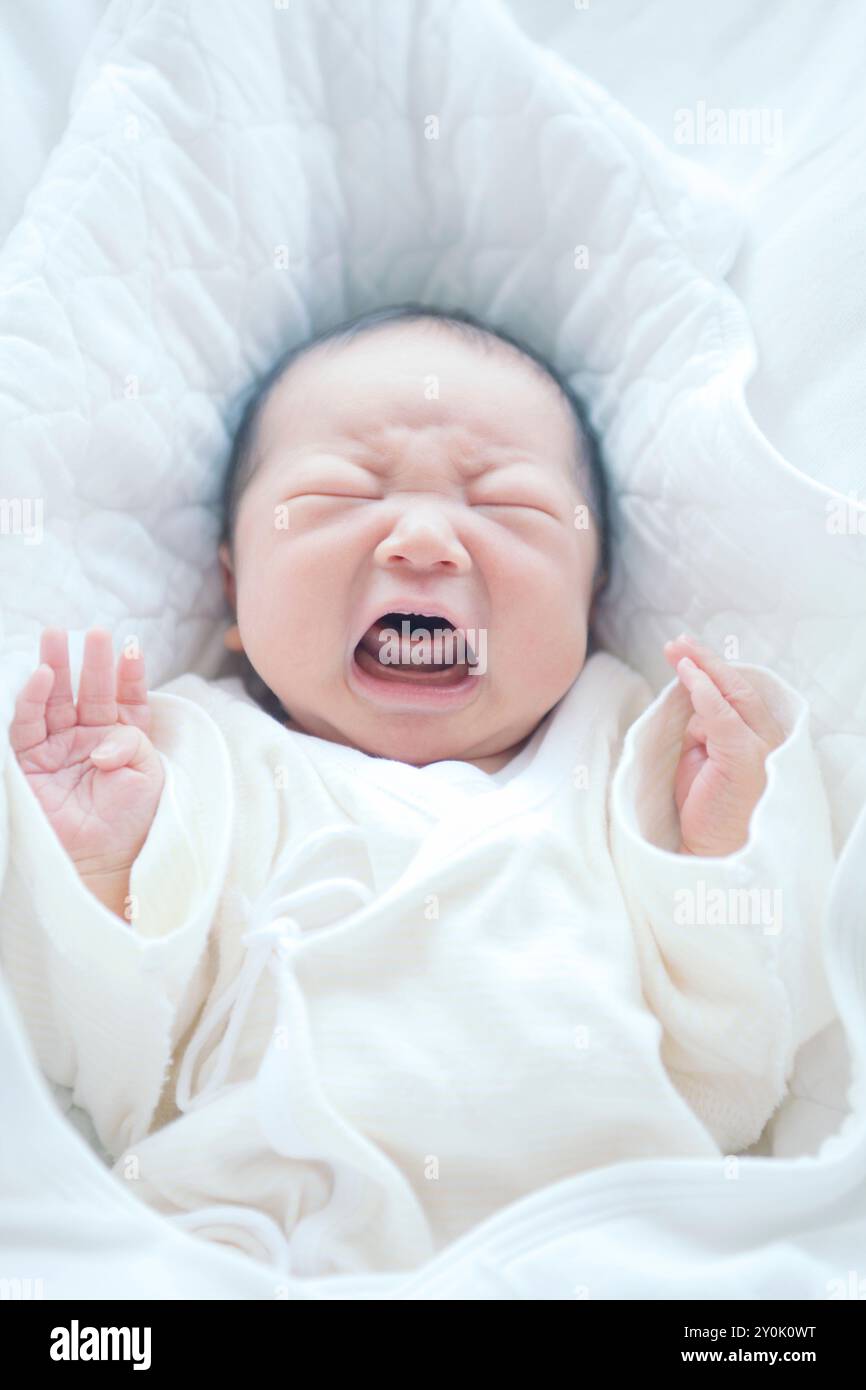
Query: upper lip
xmin=350 ymin=595 xmax=480 ymax=654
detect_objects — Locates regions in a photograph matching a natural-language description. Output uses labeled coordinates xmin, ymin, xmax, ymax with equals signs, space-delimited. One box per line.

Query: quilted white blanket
xmin=1 ymin=0 xmax=865 ymax=1300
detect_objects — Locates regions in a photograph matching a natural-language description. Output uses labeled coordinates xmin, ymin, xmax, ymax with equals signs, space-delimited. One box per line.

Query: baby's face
xmin=220 ymin=324 xmax=601 ymax=770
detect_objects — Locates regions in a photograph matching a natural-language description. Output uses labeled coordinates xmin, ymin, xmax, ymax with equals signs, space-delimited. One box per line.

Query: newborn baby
xmin=6 ymin=305 xmax=838 ymax=1277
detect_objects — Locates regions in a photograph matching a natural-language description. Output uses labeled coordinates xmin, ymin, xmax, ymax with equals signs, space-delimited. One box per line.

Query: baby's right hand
xmin=10 ymin=628 xmax=165 ymax=879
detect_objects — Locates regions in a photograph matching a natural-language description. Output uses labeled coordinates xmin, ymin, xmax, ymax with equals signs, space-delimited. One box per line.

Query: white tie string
xmin=175 ymin=824 xmax=374 ymax=1114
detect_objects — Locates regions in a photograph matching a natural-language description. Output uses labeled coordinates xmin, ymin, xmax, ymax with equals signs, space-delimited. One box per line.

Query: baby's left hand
xmin=663 ymin=635 xmax=786 ymax=857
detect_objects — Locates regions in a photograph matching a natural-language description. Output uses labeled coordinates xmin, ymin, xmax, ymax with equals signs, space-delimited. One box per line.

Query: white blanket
xmin=1 ymin=0 xmax=865 ymax=1299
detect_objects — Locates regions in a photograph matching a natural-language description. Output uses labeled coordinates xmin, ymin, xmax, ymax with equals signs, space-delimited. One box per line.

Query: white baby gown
xmin=0 ymin=650 xmax=838 ymax=1277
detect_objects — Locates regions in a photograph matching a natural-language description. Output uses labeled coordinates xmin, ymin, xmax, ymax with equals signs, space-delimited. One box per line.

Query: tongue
xmin=357 ymin=615 xmax=469 ymax=683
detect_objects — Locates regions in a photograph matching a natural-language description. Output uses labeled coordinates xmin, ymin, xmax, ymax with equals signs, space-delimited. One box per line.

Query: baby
xmin=7 ymin=305 xmax=837 ymax=1276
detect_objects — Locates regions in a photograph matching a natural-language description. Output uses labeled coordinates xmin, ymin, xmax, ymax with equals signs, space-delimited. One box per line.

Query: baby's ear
xmin=218 ymin=541 xmax=237 ymax=608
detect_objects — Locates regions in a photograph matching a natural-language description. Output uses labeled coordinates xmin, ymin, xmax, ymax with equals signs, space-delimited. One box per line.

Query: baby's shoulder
xmin=153 ymin=670 xmax=281 ymax=732
xmin=563 ymin=649 xmax=657 ymax=746
xmin=156 ymin=669 xmax=245 ymax=704
xmin=581 ymin=648 xmax=655 ymax=702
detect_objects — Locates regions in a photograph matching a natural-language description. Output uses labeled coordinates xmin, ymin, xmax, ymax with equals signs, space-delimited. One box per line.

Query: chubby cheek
xmin=236 ymin=542 xmax=345 ymax=689
xmin=491 ymin=546 xmax=590 ymax=693
xmin=497 ymin=605 xmax=587 ymax=700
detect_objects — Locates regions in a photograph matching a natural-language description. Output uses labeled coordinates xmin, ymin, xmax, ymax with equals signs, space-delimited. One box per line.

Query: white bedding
xmin=507 ymin=0 xmax=866 ymax=499
xmin=0 ymin=0 xmax=864 ymax=1299
xmin=0 ymin=0 xmax=107 ymax=250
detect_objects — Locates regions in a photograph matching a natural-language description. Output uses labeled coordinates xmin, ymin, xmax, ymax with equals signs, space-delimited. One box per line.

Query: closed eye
xmin=286 ymin=490 xmax=381 ymax=501
xmin=476 ymin=500 xmax=543 ymax=508
xmin=472 ymin=500 xmax=560 ymax=519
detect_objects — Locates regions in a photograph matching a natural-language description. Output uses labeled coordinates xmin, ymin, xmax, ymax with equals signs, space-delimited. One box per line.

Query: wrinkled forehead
xmin=253 ymin=324 xmax=577 ymax=472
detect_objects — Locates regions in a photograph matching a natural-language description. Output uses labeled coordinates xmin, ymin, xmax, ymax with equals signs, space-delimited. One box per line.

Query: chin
xmin=351 ymin=720 xmax=470 ymax=765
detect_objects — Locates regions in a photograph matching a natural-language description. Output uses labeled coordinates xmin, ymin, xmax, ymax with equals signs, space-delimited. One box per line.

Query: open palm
xmin=11 ymin=628 xmax=165 ymax=877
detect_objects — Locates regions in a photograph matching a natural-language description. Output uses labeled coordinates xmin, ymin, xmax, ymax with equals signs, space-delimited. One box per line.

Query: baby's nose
xmin=374 ymin=504 xmax=471 ymax=572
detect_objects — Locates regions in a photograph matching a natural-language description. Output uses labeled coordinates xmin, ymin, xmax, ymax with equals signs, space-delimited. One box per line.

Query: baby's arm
xmin=3 ymin=630 xmax=232 ymax=1158
xmin=609 ymin=649 xmax=838 ymax=1154
xmin=10 ymin=627 xmax=165 ymax=919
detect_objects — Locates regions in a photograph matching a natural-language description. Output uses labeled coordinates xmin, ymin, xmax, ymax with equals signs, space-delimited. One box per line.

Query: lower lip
xmin=347 ymin=651 xmax=484 ymax=712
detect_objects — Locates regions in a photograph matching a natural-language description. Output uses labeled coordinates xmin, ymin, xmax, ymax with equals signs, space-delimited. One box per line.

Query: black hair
xmin=219 ymin=303 xmax=610 ymax=587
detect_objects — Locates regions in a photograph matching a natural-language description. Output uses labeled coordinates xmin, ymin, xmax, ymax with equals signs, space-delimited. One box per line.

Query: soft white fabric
xmin=0 ymin=0 xmax=108 ymax=250
xmin=508 ymin=0 xmax=866 ymax=499
xmin=0 ymin=654 xmax=840 ymax=1276
xmin=7 ymin=0 xmax=865 ymax=497
xmin=0 ymin=0 xmax=864 ymax=1298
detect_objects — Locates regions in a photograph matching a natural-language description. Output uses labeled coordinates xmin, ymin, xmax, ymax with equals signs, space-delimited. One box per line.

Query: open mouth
xmin=354 ymin=611 xmax=477 ymax=687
